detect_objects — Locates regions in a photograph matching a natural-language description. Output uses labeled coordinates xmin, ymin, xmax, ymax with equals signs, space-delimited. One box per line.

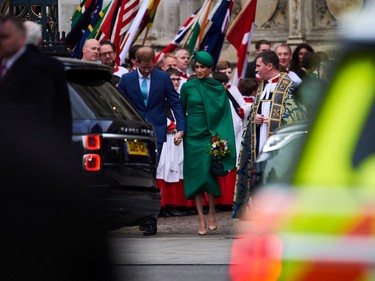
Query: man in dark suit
xmin=0 ymin=16 xmax=113 ymax=280
xmin=118 ymin=46 xmax=185 ymax=156
xmin=0 ymin=16 xmax=71 ymax=143
xmin=118 ymin=46 xmax=185 ymax=235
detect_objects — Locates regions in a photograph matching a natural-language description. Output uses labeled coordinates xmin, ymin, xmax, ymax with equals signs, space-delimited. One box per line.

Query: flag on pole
xmin=226 ymin=0 xmax=257 ymax=87
xmin=70 ymin=0 xmax=88 ymax=29
xmin=145 ymin=0 xmax=160 ymax=28
xmin=87 ymin=1 xmax=111 ymax=39
xmin=118 ymin=0 xmax=151 ymax=65
xmin=111 ymin=0 xmax=139 ymax=55
xmin=99 ymin=0 xmax=139 ymax=48
xmin=154 ymin=8 xmax=201 ymax=63
xmin=73 ymin=0 xmax=103 ymax=58
xmin=199 ymin=0 xmax=234 ymax=67
xmin=186 ymin=0 xmax=213 ymax=54
xmin=65 ymin=0 xmax=98 ymax=51
xmin=133 ymin=0 xmax=161 ymax=40
xmin=96 ymin=0 xmax=119 ymax=40
xmin=97 ymin=0 xmax=140 ymax=65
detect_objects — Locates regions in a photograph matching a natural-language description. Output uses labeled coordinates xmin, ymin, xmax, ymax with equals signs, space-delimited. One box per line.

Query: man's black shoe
xmin=185 ymin=208 xmax=197 ymax=216
xmin=159 ymin=209 xmax=171 ymax=218
xmin=143 ymin=224 xmax=157 ymax=236
xmin=170 ymin=208 xmax=182 ymax=217
xmin=138 ymin=223 xmax=148 ymax=231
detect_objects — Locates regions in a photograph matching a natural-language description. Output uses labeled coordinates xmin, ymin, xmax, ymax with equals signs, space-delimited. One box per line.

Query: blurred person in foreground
xmin=24 ymin=20 xmax=42 ymax=46
xmin=118 ymin=46 xmax=185 ymax=235
xmin=0 ymin=17 xmax=71 ymax=142
xmin=230 ymin=187 xmax=287 ymax=281
xmin=99 ymin=40 xmax=128 ymax=86
xmin=0 ymin=16 xmax=113 ymax=280
xmin=234 ymin=51 xmax=306 ymax=219
xmin=180 ymin=51 xmax=236 ymax=235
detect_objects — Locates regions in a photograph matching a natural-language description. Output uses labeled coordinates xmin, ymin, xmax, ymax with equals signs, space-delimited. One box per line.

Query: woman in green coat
xmin=180 ymin=51 xmax=236 ymax=235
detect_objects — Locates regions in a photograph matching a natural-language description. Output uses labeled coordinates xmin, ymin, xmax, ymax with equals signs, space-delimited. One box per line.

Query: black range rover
xmin=60 ymin=58 xmax=160 ymax=230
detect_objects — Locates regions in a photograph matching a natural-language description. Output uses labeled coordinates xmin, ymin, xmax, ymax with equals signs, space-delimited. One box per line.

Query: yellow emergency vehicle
xmin=230 ymin=3 xmax=375 ymax=280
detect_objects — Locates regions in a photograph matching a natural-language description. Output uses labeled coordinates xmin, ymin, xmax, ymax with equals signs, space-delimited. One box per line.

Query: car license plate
xmin=125 ymin=141 xmax=148 ymax=156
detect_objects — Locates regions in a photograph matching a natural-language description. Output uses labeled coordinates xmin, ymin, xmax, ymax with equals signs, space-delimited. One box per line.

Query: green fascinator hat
xmin=194 ymin=51 xmax=214 ymax=67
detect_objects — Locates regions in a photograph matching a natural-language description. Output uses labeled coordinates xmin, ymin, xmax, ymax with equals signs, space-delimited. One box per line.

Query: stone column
xmin=147 ymin=0 xmax=181 ymax=47
xmin=287 ymin=0 xmax=305 ymax=45
xmin=180 ymin=0 xmax=202 ymax=25
xmin=59 ymin=0 xmax=82 ymax=35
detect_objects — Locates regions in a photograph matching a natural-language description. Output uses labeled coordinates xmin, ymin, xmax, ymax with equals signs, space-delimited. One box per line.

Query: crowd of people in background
xmin=0 ymin=15 xmax=335 ymax=237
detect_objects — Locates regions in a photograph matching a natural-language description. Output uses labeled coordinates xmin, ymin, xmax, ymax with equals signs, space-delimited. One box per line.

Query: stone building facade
xmin=58 ymin=0 xmax=367 ymax=62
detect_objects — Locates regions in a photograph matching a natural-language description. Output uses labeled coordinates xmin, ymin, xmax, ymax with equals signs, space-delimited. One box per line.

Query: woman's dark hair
xmin=290 ymin=43 xmax=315 ymax=72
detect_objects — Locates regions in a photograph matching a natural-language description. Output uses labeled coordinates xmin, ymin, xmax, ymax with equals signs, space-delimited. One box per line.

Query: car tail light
xmin=84 ymin=135 xmax=101 ymax=150
xmin=83 ymin=154 xmax=101 ymax=171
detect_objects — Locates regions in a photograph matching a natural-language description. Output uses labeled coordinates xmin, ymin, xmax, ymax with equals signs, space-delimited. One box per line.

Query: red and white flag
xmin=99 ymin=0 xmax=139 ymax=65
xmin=112 ymin=0 xmax=139 ymax=49
xmin=119 ymin=0 xmax=151 ymax=64
xmin=99 ymin=0 xmax=121 ymax=41
xmin=226 ymin=0 xmax=257 ymax=87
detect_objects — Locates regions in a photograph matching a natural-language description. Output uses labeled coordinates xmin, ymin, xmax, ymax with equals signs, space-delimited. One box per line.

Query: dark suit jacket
xmin=0 ymin=45 xmax=72 ymax=143
xmin=245 ymin=60 xmax=257 ymax=78
xmin=117 ymin=68 xmax=185 ymax=143
xmin=0 ymin=47 xmax=112 ymax=280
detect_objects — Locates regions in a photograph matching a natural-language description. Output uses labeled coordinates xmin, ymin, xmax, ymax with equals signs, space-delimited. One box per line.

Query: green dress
xmin=180 ymin=77 xmax=236 ymax=200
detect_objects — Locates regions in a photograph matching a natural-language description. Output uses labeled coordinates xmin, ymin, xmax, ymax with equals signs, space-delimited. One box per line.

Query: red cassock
xmin=157 ymin=168 xmax=236 ymax=208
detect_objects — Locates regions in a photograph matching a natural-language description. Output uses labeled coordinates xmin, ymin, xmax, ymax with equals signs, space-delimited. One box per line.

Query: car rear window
xmin=68 ymin=80 xmax=143 ymax=122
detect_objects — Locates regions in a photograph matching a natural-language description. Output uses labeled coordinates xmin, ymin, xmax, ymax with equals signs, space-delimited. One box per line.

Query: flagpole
xmin=142 ymin=26 xmax=150 ymax=46
xmin=94 ymin=30 xmax=102 ymax=40
xmin=182 ymin=4 xmax=206 ymax=48
xmin=197 ymin=0 xmax=213 ymax=46
xmin=119 ymin=0 xmax=151 ymax=65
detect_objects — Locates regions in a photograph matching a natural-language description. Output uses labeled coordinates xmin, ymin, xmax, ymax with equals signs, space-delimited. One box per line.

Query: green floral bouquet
xmin=208 ymin=133 xmax=230 ymax=176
